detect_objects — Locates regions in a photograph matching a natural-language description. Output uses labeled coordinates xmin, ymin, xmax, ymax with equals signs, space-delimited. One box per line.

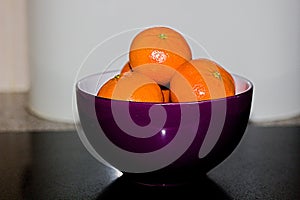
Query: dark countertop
xmin=0 ymin=124 xmax=299 ymax=200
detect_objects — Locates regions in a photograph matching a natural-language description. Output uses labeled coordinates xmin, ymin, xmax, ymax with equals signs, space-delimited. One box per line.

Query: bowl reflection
xmin=97 ymin=174 xmax=232 ymax=200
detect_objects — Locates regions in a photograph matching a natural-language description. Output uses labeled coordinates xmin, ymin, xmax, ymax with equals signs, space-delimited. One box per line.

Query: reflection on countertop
xmin=0 ymin=125 xmax=299 ymax=199
xmin=0 ymin=92 xmax=299 ymax=132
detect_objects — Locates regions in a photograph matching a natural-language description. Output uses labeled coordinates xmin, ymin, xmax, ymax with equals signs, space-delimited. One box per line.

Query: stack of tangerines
xmin=97 ymin=26 xmax=235 ymax=103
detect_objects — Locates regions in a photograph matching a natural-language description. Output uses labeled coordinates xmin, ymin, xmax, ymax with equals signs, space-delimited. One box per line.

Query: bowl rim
xmin=76 ymin=70 xmax=253 ymax=106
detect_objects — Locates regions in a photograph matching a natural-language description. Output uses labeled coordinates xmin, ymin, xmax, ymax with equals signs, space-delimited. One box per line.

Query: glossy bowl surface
xmin=76 ymin=71 xmax=253 ymax=185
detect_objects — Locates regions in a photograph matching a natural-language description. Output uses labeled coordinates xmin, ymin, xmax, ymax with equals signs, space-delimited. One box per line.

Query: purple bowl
xmin=76 ymin=71 xmax=253 ymax=185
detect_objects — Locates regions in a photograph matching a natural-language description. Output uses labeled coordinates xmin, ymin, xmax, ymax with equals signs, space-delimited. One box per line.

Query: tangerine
xmin=129 ymin=26 xmax=192 ymax=85
xmin=97 ymin=74 xmax=120 ymax=99
xmin=170 ymin=59 xmax=235 ymax=102
xmin=97 ymin=71 xmax=164 ymax=103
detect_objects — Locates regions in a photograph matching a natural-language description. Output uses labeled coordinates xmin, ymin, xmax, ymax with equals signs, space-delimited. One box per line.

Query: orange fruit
xmin=97 ymin=74 xmax=120 ymax=99
xmin=97 ymin=72 xmax=164 ymax=103
xmin=129 ymin=26 xmax=192 ymax=85
xmin=170 ymin=59 xmax=235 ymax=102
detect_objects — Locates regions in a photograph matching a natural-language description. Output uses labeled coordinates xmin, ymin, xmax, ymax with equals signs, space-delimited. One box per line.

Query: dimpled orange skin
xmin=133 ymin=63 xmax=178 ymax=86
xmin=170 ymin=59 xmax=235 ymax=102
xmin=129 ymin=26 xmax=192 ymax=85
xmin=97 ymin=72 xmax=164 ymax=103
xmin=120 ymin=62 xmax=171 ymax=102
xmin=97 ymin=75 xmax=119 ymax=99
